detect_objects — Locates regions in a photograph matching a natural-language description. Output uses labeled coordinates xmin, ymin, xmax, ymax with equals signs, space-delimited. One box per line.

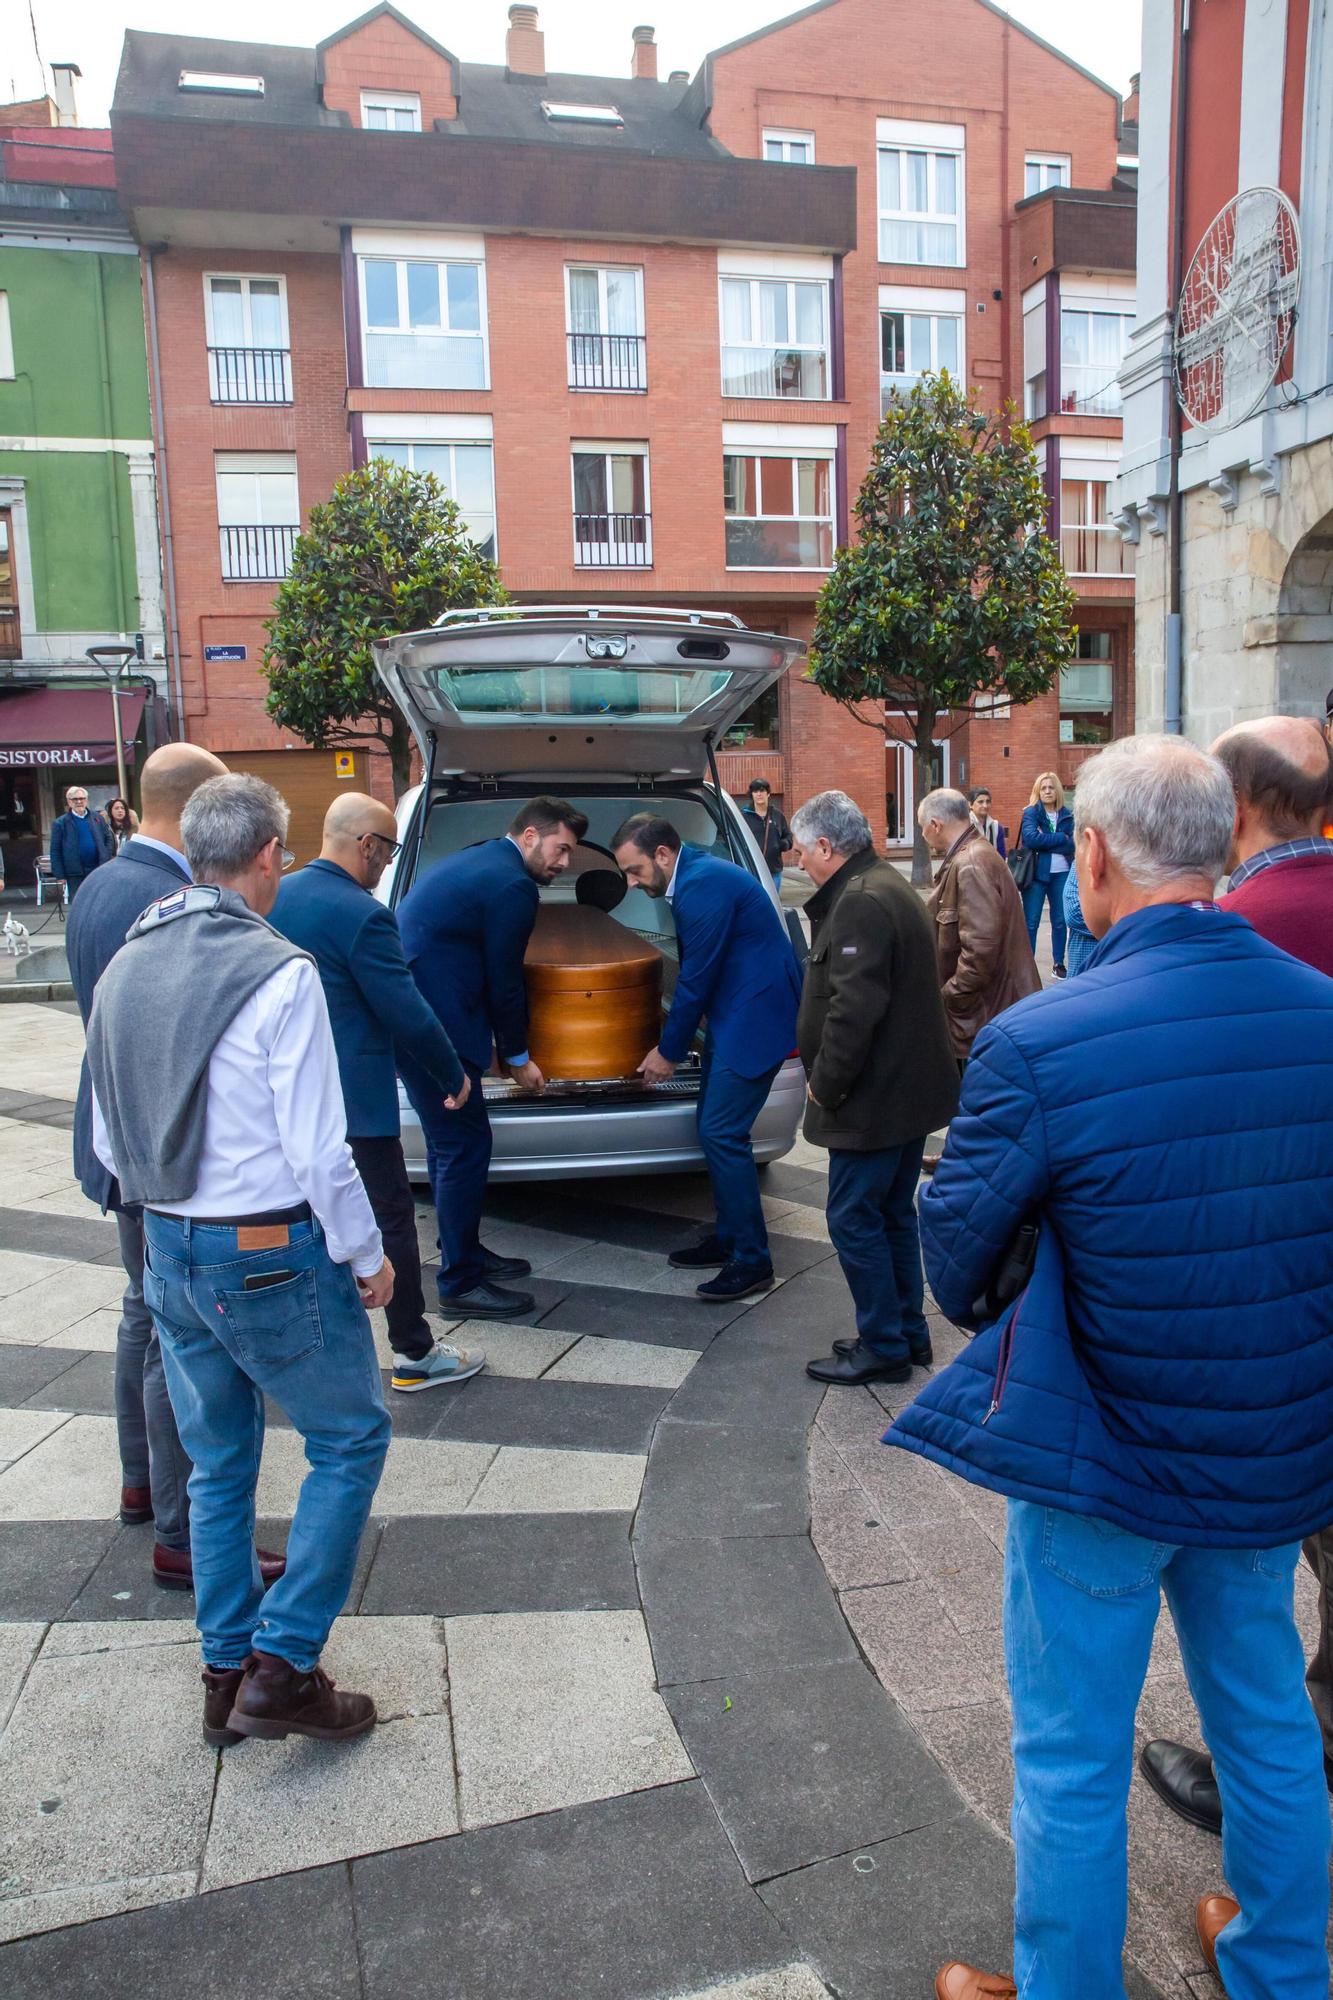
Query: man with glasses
xmin=50 ymin=784 xmax=113 ymax=900
xmin=272 ymin=793 xmax=483 ymax=1392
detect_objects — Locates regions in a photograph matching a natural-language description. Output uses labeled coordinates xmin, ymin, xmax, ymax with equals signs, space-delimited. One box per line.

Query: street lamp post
xmin=86 ymin=645 xmax=138 ymax=805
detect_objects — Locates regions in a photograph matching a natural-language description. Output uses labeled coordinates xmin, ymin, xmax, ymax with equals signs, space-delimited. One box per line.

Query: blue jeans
xmin=1006 ymin=1499 xmax=1332 ymax=1999
xmin=142 ymin=1213 xmax=390 ymax=1672
xmin=825 ymin=1141 xmax=930 ymax=1361
xmin=1022 ymin=875 xmax=1068 ymax=966
xmin=697 ymin=1050 xmax=780 ymax=1270
xmin=400 ymin=1056 xmax=491 ymax=1298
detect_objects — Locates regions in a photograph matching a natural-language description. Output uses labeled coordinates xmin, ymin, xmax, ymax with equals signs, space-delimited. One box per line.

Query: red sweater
xmin=1219 ymin=852 xmax=1333 ymax=976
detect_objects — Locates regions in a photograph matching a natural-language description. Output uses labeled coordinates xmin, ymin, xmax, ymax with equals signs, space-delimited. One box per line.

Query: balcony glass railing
xmin=208 ymin=346 xmax=293 ymax=404
xmin=1059 ymin=365 xmax=1123 ymax=416
xmin=220 ymin=524 xmax=298 ymax=583
xmin=725 ymin=518 xmax=833 ymax=569
xmin=567 ymin=331 xmax=647 ymax=392
xmin=721 ymin=346 xmax=828 ymax=399
xmin=1061 ymin=523 xmax=1129 ymax=577
xmin=573 ymin=512 xmax=653 ymax=568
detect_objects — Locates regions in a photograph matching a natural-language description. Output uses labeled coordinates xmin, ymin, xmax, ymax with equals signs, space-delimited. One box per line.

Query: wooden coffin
xmin=523 ymin=904 xmax=663 ymax=1081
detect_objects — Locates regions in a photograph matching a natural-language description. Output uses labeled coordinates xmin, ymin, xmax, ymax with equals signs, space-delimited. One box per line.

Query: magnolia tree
xmin=263 ymin=459 xmax=504 ymax=796
xmin=809 ymin=373 xmax=1077 ymax=882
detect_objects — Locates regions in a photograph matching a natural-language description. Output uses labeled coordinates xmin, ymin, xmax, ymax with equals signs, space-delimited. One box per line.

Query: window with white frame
xmin=571 ymin=445 xmax=651 ymax=567
xmin=370 ymin=440 xmax=497 ymax=560
xmin=361 ymin=90 xmax=421 ymax=131
xmin=1059 ymin=305 xmax=1133 ymax=414
xmin=205 ymin=275 xmax=290 ymax=403
xmin=215 ymin=452 xmax=299 ymax=582
xmin=1023 ymin=282 xmax=1047 ymax=419
xmin=0 ymin=294 xmax=12 ymax=379
xmin=877 ymin=120 xmax=964 ymax=266
xmin=360 ymin=254 xmax=487 ymax=390
xmin=566 ymin=266 xmax=646 ymax=391
xmin=880 ymin=293 xmax=963 ymax=411
xmin=1060 ymin=479 xmax=1127 ymax=578
xmin=723 ymin=450 xmax=834 ymax=569
xmin=720 ymin=275 xmax=829 ymax=398
xmin=1060 ymin=629 xmax=1115 ymax=744
xmin=763 ymin=128 xmax=815 ymax=164
xmin=1024 ymin=153 xmax=1071 ymax=198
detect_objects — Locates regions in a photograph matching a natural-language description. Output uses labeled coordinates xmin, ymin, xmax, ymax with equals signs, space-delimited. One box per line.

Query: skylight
xmin=179 ymin=70 xmax=265 ymax=96
xmin=541 ymin=101 xmax=623 ymax=127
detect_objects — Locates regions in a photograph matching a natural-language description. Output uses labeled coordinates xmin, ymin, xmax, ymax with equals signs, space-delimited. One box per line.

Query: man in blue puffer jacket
xmin=893 ymin=736 xmax=1333 ymax=2000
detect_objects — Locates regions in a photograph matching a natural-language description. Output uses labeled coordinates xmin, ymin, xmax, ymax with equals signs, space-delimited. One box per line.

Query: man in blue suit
xmin=51 ymin=783 xmax=113 ymax=899
xmin=613 ymin=814 xmax=802 ymax=1302
xmin=397 ymin=796 xmax=588 ymax=1318
xmin=272 ymin=793 xmax=485 ymax=1392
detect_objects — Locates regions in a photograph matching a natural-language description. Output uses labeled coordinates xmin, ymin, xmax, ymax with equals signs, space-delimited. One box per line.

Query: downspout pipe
xmin=1165 ymin=0 xmax=1191 ymax=735
xmin=142 ymin=246 xmax=186 ymax=741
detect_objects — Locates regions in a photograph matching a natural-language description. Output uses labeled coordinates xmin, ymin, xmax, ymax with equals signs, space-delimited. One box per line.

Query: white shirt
xmin=664 ymin=851 xmax=682 ymax=901
xmin=130 ymin=832 xmax=191 ymax=877
xmin=93 ymin=958 xmax=383 ymax=1277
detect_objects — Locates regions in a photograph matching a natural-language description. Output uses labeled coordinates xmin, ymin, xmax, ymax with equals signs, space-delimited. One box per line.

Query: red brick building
xmin=110 ymin=0 xmax=1135 ymax=858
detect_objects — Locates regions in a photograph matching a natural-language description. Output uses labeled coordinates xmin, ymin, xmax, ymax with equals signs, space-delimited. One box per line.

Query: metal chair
xmin=34 ymin=856 xmax=69 ymax=918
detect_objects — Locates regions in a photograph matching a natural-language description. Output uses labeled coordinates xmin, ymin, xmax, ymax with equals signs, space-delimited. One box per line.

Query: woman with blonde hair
xmin=1018 ymin=771 xmax=1075 ymax=977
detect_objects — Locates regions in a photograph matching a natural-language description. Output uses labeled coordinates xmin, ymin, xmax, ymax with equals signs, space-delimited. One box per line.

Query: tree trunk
xmin=389 ymin=713 xmax=415 ymax=800
xmin=910 ymin=714 xmax=937 ymax=887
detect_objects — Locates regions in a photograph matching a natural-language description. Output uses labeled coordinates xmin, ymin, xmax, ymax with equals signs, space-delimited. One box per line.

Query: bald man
xmin=1139 ymin=711 xmax=1333 ymax=1847
xmin=271 ymin=793 xmax=485 ymax=1392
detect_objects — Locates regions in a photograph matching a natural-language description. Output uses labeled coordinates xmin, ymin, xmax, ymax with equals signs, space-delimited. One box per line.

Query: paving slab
xmin=23 ymin=1349 xmax=115 ymax=1414
xmin=0 ymin=1518 xmax=121 ymax=1619
xmin=840 ymin=1580 xmax=1006 ymax=1713
xmin=359 ymin=1510 xmax=638 ymax=1616
xmin=353 ymin=1780 xmax=799 ymax=2000
xmin=0 ymin=1248 xmax=78 ymax=1294
xmin=811 ymin=1484 xmax=919 ymax=1592
xmin=636 ymin=1420 xmax=810 ymax=1542
xmin=0 ymin=1206 xmax=118 ymax=1265
xmin=536 ymin=1278 xmax=739 ymax=1348
xmin=255 ymin=1425 xmax=495 ymax=1518
xmin=661 ymin=1331 xmax=827 ymax=1431
xmin=0 ymin=1340 xmax=86 ymax=1406
xmin=428 ymin=1372 xmax=671 ymax=1454
xmin=0 ymin=1862 xmax=360 ymax=1997
xmin=638 ymin=1534 xmax=858 ymax=1687
xmin=545 ymin=1334 xmax=697 ymax=1389
xmin=0 ymin=1407 xmax=71 ymax=1472
xmin=910 ymin=1700 xmax=1016 ymax=1839
xmin=666 ymin=1971 xmax=832 ymax=2000
xmin=43 ymin=1308 xmax=120 ymax=1353
xmin=0 ymin=1622 xmax=42 ymax=1732
xmin=447 ymin=1318 xmax=577 ymax=1378
xmin=759 ymin=1814 xmax=1015 ymax=2000
xmin=465 ymin=1443 xmax=646 ymax=1514
xmin=665 ymin=1659 xmax=960 ymax=1884
xmin=448 ymin=1606 xmax=693 ymax=1827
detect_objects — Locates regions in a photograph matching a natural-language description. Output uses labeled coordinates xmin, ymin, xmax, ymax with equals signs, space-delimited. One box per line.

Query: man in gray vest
xmin=87 ymin=774 xmax=392 ymax=1749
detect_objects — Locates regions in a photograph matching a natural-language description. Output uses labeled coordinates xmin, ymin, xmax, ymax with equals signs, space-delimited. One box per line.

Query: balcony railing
xmin=208 ymin=346 xmax=293 ymax=405
xmin=725 ymin=517 xmax=833 ymax=570
xmin=722 ymin=346 xmax=828 ymax=399
xmin=0 ymin=604 xmax=19 ymax=660
xmin=221 ymin=524 xmax=298 ymax=583
xmin=1061 ymin=523 xmax=1129 ymax=577
xmin=573 ymin=512 xmax=653 ymax=568
xmin=1059 ymin=365 xmax=1122 ymax=417
xmin=567 ymin=331 xmax=647 ymax=392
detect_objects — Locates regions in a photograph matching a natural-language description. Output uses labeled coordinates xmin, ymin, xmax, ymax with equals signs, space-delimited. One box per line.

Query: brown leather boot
xmin=120 ymin=1484 xmax=153 ymax=1526
xmin=202 ymin=1663 xmax=249 ymax=1749
xmin=153 ymin=1543 xmax=287 ymax=1594
xmin=227 ymin=1650 xmax=377 ymax=1742
xmin=934 ymin=1966 xmax=1018 ymax=2000
xmin=1195 ymin=1893 xmax=1240 ymax=1978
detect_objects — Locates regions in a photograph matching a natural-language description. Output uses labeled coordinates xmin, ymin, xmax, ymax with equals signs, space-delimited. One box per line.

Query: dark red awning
xmin=0 ymin=685 xmax=148 ymax=770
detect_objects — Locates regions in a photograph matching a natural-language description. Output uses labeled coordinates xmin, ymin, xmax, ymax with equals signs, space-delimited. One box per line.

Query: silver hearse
xmin=373 ymin=604 xmax=809 ymax=1182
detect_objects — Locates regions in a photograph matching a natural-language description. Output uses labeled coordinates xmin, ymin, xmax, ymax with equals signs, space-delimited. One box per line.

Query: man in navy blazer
xmin=272 ymin=793 xmax=485 ymax=1393
xmin=67 ymin=745 xmax=232 ymax=1589
xmin=396 ymin=796 xmax=588 ymax=1317
xmin=50 ymin=783 xmax=114 ymax=898
xmin=613 ymin=814 xmax=802 ymax=1301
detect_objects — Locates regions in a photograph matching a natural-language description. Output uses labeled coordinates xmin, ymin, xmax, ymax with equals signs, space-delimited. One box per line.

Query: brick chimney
xmin=1123 ymin=72 xmax=1140 ymax=125
xmin=506 ymin=5 xmax=546 ymax=78
xmin=668 ymin=69 xmax=689 ymax=85
xmin=631 ymin=25 xmax=658 ymax=81
xmin=51 ymin=62 xmax=81 ymax=127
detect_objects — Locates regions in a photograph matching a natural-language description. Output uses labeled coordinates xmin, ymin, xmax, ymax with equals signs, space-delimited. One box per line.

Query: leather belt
xmin=146 ymin=1201 xmax=312 ymax=1229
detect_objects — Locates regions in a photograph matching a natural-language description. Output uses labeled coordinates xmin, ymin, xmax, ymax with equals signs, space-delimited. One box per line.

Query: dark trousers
xmin=1022 ymin=875 xmax=1068 ymax=966
xmin=826 ymin=1139 xmax=931 ymax=1362
xmin=399 ymin=1058 xmax=491 ymax=1299
xmin=1304 ymin=1526 xmax=1333 ymax=1776
xmin=697 ymin=1050 xmax=780 ymax=1270
xmin=348 ymin=1134 xmax=432 ymax=1362
xmin=113 ymin=1207 xmax=192 ymax=1549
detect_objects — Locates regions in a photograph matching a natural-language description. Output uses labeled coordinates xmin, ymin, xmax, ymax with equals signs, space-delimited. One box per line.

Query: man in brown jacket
xmin=790 ymin=791 xmax=959 ymax=1387
xmin=919 ymin=787 xmax=1040 ymax=1064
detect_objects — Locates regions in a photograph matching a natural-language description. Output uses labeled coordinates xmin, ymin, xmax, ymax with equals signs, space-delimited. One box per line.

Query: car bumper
xmin=399 ymin=1057 xmax=806 ymax=1182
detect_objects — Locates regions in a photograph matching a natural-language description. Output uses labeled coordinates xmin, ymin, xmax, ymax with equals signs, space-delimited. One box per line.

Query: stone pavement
xmin=0 ymin=999 xmax=1325 ymax=1998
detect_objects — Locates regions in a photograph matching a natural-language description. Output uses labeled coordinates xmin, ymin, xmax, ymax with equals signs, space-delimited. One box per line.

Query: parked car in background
xmin=374 ymin=605 xmax=809 ymax=1182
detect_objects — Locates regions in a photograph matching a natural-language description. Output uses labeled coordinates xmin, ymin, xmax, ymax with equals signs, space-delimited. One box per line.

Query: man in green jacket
xmin=791 ymin=791 xmax=959 ymax=1386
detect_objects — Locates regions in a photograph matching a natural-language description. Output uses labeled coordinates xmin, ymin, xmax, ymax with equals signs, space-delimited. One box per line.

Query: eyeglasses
xmin=280 ymin=847 xmax=295 ymax=870
xmin=357 ymin=830 xmax=403 ymax=859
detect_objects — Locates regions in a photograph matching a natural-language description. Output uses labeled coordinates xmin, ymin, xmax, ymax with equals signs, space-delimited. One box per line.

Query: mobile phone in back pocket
xmin=243 ymin=1269 xmax=297 ymax=1292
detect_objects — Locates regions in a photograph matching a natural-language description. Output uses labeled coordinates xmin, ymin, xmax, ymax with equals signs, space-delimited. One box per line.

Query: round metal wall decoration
xmin=1173 ymin=186 xmax=1301 ymax=434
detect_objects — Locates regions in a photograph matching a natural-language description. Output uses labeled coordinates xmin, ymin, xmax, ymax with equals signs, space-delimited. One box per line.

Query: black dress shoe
xmin=695 ymin=1261 xmax=774 ymax=1302
xmin=807 ymin=1342 xmax=913 ymax=1385
xmin=480 ymin=1245 xmax=533 ymax=1280
xmin=834 ymin=1335 xmax=933 ymax=1365
xmin=1139 ymin=1740 xmax=1222 ymax=1836
xmin=669 ymin=1234 xmax=729 ymax=1269
xmin=438 ymin=1279 xmax=535 ymax=1319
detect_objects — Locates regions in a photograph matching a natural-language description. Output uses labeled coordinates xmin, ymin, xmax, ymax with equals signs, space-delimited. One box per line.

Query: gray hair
xmin=790 ymin=789 xmax=873 ymax=858
xmin=1073 ymin=735 xmax=1235 ymax=889
xmin=180 ymin=773 xmax=290 ymax=880
xmin=918 ymin=787 xmax=971 ymax=827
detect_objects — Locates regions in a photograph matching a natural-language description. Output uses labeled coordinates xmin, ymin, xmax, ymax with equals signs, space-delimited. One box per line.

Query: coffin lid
xmin=373 ymin=605 xmax=804 ymax=781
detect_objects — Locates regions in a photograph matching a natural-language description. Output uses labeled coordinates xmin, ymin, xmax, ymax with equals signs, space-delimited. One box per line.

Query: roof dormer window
xmin=361 ymin=90 xmax=422 ymax=132
xmin=179 ymin=70 xmax=265 ymax=96
xmin=541 ymin=101 xmax=623 ymax=127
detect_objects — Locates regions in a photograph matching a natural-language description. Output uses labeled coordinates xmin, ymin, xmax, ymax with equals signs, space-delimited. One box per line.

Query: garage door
xmin=218 ymin=748 xmax=370 ymax=867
